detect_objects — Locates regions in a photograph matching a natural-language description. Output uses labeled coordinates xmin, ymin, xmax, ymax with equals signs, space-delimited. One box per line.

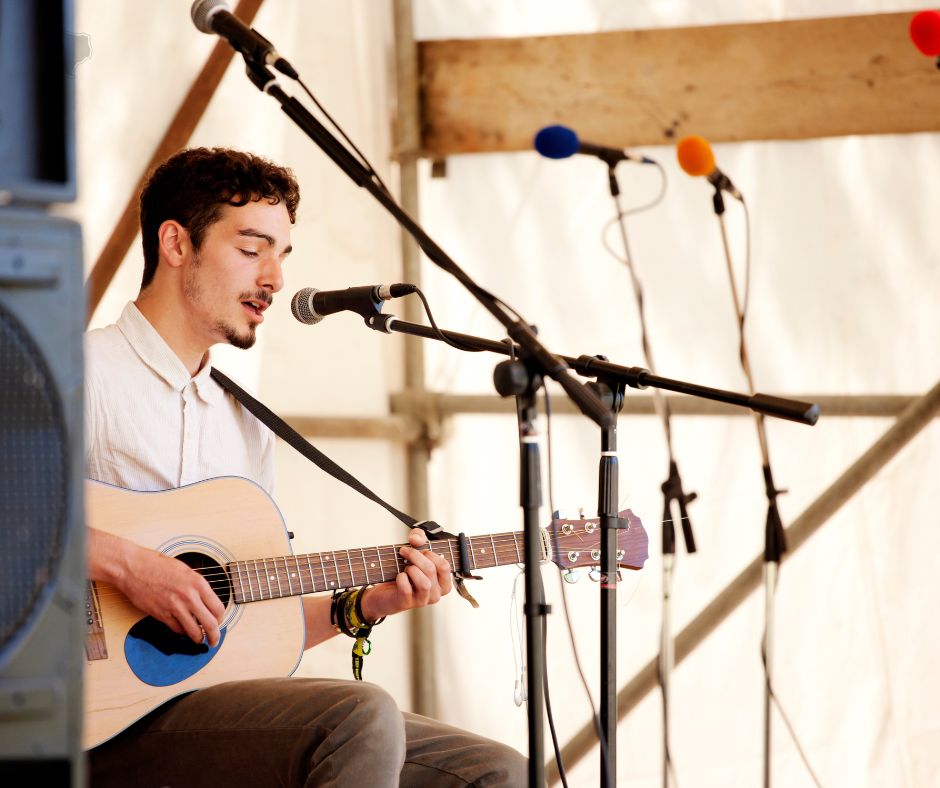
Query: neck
xmin=135 ymin=289 xmax=210 ymax=377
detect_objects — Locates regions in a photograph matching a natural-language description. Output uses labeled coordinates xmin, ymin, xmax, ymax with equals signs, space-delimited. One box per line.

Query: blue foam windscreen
xmin=533 ymin=125 xmax=580 ymax=159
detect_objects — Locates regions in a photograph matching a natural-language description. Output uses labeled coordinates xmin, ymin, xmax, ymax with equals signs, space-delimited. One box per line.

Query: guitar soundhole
xmin=178 ymin=551 xmax=231 ymax=607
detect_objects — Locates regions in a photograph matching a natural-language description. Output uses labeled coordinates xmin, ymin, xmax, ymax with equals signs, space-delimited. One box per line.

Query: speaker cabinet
xmin=0 ymin=208 xmax=84 ymax=784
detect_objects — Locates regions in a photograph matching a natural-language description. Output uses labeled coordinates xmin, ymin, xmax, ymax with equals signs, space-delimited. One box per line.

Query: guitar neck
xmin=229 ymin=531 xmax=528 ymax=603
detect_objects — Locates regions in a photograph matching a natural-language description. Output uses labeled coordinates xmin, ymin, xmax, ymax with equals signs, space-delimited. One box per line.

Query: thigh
xmin=89 ymin=677 xmax=406 ymax=788
xmin=401 ymin=712 xmax=528 ymax=787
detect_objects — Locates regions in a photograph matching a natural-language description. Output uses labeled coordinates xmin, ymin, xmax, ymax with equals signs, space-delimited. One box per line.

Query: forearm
xmin=302 ymin=595 xmax=340 ymax=650
xmin=301 ymin=585 xmax=391 ymax=651
xmin=87 ymin=526 xmax=139 ymax=586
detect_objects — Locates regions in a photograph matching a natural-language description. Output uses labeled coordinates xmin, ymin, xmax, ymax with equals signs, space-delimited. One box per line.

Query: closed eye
xmin=239 ymin=249 xmax=259 ymax=258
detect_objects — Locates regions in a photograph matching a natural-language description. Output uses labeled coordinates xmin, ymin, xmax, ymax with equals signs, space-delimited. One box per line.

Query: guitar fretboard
xmin=228 ymin=531 xmax=529 ymax=603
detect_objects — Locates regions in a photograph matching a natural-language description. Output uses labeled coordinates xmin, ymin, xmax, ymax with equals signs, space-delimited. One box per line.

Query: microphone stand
xmin=711 ymin=189 xmax=786 ymax=788
xmin=362 ymin=311 xmax=816 ymax=785
xmin=606 ymin=163 xmax=697 ymax=788
xmin=235 ymin=58 xmax=615 ymax=788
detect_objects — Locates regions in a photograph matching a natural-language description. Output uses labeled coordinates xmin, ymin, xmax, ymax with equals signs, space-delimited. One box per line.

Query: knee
xmin=477 ymin=742 xmax=528 ymax=787
xmin=336 ymin=682 xmax=407 ymax=759
xmin=348 ymin=682 xmax=403 ymax=729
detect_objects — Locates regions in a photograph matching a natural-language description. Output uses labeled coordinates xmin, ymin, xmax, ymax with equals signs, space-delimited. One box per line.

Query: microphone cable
xmin=708 ymin=171 xmax=824 ymax=788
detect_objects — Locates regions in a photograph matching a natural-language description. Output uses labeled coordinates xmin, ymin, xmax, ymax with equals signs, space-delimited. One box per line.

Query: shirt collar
xmin=116 ymin=302 xmax=225 ymax=406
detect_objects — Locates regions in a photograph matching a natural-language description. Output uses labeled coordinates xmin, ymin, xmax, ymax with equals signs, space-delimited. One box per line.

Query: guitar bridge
xmin=85 ymin=581 xmax=108 ymax=661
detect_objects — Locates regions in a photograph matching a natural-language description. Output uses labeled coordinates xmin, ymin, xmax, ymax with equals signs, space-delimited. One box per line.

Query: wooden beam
xmin=419 ymin=12 xmax=939 ymax=156
xmin=283 ymin=414 xmax=422 ymax=443
xmin=546 ymin=377 xmax=940 ymax=783
xmin=84 ymin=0 xmax=266 ymax=323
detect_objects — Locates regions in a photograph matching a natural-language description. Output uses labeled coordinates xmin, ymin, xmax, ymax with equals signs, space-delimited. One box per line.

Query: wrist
xmin=87 ymin=528 xmax=136 ymax=586
xmin=358 ymin=585 xmax=385 ymax=625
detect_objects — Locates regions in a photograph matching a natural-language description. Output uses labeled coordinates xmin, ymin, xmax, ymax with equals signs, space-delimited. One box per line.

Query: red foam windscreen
xmin=910 ymin=10 xmax=940 ymax=56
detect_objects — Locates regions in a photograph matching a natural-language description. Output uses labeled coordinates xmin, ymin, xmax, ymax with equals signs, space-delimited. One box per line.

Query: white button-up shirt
xmin=84 ymin=302 xmax=275 ymax=494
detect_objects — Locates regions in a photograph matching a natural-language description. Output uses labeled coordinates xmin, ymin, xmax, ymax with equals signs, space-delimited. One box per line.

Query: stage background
xmin=69 ymin=1 xmax=939 ymax=785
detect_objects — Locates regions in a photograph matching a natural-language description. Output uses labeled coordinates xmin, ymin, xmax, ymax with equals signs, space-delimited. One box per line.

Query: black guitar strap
xmin=211 ymin=367 xmax=480 ymax=606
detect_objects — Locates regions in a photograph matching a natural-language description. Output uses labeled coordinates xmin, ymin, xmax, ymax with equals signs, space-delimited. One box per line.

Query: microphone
xmin=291 ymin=284 xmax=417 ymax=325
xmin=534 ymin=124 xmax=654 ymax=165
xmin=676 ymin=135 xmax=742 ymax=201
xmin=190 ymin=0 xmax=298 ymax=79
xmin=910 ymin=10 xmax=940 ymax=65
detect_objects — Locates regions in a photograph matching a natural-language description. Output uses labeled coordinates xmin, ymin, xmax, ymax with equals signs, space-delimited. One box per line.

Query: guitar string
xmin=88 ymin=529 xmax=653 ymax=597
xmin=87 ymin=550 xmax=651 ymax=601
xmin=87 ymin=515 xmax=672 ymax=601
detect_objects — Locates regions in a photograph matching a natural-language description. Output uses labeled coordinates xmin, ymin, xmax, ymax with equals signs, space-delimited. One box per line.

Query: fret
xmin=447 ymin=539 xmax=457 ymax=572
xmin=293 ymin=555 xmax=307 ymax=594
xmin=232 ymin=562 xmax=243 ymax=602
xmin=234 ymin=561 xmax=248 ymax=602
xmin=332 ymin=552 xmax=342 ymax=590
xmin=489 ymin=534 xmax=499 ymax=566
xmin=253 ymin=559 xmax=267 ymax=601
xmin=318 ymin=553 xmax=331 ymax=590
xmin=394 ymin=544 xmax=404 ymax=575
xmin=305 ymin=554 xmax=318 ymax=593
xmin=345 ymin=550 xmax=356 ymax=588
xmin=361 ymin=548 xmax=370 ymax=584
xmin=283 ymin=557 xmax=294 ymax=596
xmin=469 ymin=537 xmax=479 ymax=570
xmin=271 ymin=558 xmax=283 ymax=598
xmin=513 ymin=533 xmax=522 ymax=563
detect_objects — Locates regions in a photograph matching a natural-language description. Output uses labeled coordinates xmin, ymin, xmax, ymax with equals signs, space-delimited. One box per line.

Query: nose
xmin=258 ymin=254 xmax=284 ymax=294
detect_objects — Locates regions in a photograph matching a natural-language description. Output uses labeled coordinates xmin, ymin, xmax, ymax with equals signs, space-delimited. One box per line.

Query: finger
xmin=435 ymin=553 xmax=454 ymax=595
xmin=176 ymin=610 xmax=205 ymax=644
xmin=400 ymin=544 xmax=436 ymax=577
xmin=405 ymin=565 xmax=434 ymax=606
xmin=408 ymin=527 xmax=428 ymax=547
xmin=191 ymin=600 xmax=223 ymax=646
xmin=396 ymin=570 xmax=415 ymax=606
xmin=200 ymin=584 xmax=226 ymax=621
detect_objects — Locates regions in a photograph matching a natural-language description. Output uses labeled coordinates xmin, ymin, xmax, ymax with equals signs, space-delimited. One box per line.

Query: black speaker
xmin=0 ymin=0 xmax=77 ymax=204
xmin=0 ymin=208 xmax=84 ymax=783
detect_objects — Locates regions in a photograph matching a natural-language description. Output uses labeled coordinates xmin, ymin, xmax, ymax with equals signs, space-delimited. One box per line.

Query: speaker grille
xmin=0 ymin=301 xmax=70 ymax=660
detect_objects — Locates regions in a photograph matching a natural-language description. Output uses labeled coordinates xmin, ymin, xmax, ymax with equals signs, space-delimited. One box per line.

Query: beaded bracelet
xmin=329 ymin=586 xmax=385 ymax=680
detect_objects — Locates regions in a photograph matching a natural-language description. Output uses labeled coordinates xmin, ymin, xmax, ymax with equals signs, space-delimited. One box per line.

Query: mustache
xmin=238 ymin=290 xmax=273 ymax=307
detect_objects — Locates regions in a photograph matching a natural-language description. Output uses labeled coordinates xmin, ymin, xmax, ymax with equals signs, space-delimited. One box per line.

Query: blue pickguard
xmin=124 ymin=617 xmax=227 ymax=687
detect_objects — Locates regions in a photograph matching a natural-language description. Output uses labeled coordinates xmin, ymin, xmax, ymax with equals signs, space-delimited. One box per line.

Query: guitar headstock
xmin=546 ymin=509 xmax=649 ymax=572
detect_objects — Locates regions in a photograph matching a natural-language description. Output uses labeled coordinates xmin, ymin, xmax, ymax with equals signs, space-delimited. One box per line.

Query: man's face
xmin=184 ymin=199 xmax=292 ymax=350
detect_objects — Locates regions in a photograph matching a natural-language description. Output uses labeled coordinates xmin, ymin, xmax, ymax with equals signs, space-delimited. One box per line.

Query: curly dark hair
xmin=138 ymin=147 xmax=300 ymax=290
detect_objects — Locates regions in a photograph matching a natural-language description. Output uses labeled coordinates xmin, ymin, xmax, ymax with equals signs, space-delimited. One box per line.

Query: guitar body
xmin=83 ymin=477 xmax=304 ymax=749
xmin=82 ymin=476 xmax=649 ymax=750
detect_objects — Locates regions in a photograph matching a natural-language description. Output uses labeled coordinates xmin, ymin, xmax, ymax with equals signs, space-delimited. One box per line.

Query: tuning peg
xmin=589 ymin=568 xmax=602 ymax=583
xmin=563 ymin=569 xmax=582 ymax=584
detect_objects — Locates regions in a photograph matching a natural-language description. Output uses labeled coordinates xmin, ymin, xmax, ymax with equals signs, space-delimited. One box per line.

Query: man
xmin=86 ymin=147 xmax=526 ymax=786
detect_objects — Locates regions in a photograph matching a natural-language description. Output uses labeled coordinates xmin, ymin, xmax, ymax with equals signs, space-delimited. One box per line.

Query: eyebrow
xmin=237 ymin=228 xmax=292 ymax=255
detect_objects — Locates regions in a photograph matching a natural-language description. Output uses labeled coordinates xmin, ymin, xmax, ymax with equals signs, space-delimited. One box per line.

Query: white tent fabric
xmin=72 ymin=1 xmax=938 ymax=785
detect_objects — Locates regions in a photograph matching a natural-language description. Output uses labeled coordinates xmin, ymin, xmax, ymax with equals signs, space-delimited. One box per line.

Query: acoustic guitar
xmin=83 ymin=476 xmax=648 ymax=749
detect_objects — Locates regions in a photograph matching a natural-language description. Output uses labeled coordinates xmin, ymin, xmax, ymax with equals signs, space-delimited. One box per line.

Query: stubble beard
xmin=184 ymin=251 xmax=258 ymax=350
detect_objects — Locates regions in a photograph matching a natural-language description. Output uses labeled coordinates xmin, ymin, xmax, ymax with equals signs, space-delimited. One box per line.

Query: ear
xmin=156 ymin=220 xmax=191 ymax=270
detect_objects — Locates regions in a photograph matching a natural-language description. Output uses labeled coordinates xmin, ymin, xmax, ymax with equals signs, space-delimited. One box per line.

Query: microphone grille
xmin=291 ymin=288 xmax=322 ymax=325
xmin=190 ymin=0 xmax=230 ymax=34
